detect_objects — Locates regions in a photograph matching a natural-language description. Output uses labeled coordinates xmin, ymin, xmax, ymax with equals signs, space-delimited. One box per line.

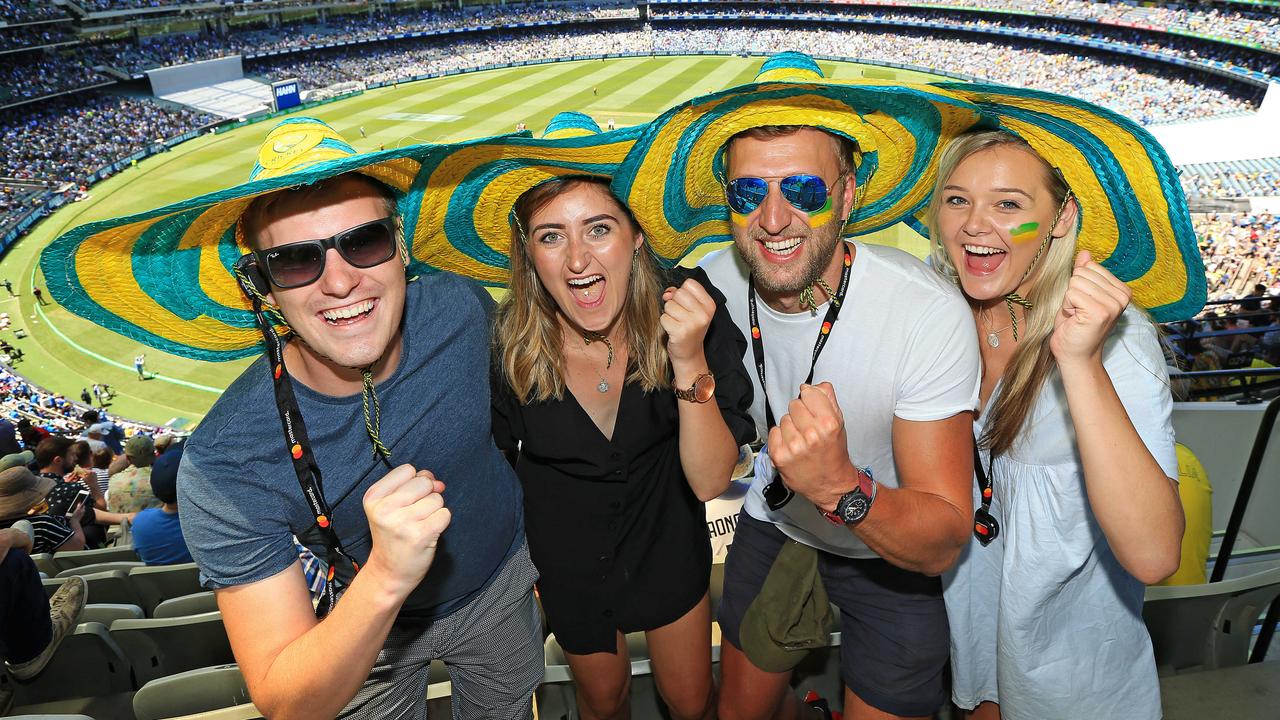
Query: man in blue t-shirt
xmin=130 ymin=441 xmax=191 ymax=566
xmin=177 ymin=166 xmax=539 ymax=718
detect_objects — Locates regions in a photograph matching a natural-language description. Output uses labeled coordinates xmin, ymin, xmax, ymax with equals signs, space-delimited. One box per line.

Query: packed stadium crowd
xmin=0 ymin=56 xmax=104 ymax=105
xmin=0 ymin=1 xmax=64 ymax=23
xmin=1181 ymin=162 xmax=1280 ymax=200
xmin=1199 ymin=212 xmax=1280 ymax=302
xmin=0 ymin=95 xmax=215 ymax=184
xmin=87 ymin=3 xmax=634 ymax=74
xmin=652 ymin=5 xmax=1278 ymax=77
xmin=0 ymin=24 xmax=72 ymax=52
xmin=251 ymin=25 xmax=1257 ymax=125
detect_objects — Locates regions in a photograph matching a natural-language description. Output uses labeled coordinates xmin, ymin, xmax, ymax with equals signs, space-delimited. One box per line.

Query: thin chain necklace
xmin=980 ymin=308 xmax=1014 ymax=349
xmin=582 ymin=332 xmax=614 ymax=393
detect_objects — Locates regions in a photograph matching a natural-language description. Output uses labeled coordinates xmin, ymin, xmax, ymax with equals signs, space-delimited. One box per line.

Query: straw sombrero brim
xmin=0 ymin=469 xmax=53 ymax=519
xmin=926 ymin=83 xmax=1206 ymax=323
xmin=39 ymin=135 xmax=530 ymax=362
xmin=610 ymin=79 xmax=984 ymax=263
xmin=419 ymin=125 xmax=646 ymax=286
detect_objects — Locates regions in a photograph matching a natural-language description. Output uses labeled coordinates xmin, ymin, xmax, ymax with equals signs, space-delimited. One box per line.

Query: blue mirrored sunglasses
xmin=725 ymin=174 xmax=834 ymax=215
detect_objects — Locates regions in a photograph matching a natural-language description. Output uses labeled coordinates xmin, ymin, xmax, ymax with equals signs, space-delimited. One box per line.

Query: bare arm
xmin=664 ymin=279 xmax=739 ymax=501
xmin=216 ymin=466 xmax=451 ymax=719
xmin=673 ymin=355 xmax=738 ymax=501
xmin=1051 ymin=251 xmax=1182 ymax=584
xmin=849 ymin=414 xmax=973 ymax=575
xmin=769 ymin=385 xmax=974 ymax=576
xmin=1059 ymin=359 xmax=1182 ymax=583
xmin=218 ymin=560 xmax=403 ymax=720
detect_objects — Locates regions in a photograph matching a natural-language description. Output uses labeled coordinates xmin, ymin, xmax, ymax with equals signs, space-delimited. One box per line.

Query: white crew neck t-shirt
xmin=700 ymin=240 xmax=980 ymax=559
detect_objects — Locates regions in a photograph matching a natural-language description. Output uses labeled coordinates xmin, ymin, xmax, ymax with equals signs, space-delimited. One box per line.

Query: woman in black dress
xmin=492 ymin=176 xmax=754 ymax=720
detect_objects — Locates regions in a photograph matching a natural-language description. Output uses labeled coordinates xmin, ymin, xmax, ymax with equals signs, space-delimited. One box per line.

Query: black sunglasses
xmin=255 ymin=217 xmax=399 ymax=289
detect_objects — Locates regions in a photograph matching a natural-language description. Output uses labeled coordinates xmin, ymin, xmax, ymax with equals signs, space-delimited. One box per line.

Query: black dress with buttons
xmin=491 ymin=266 xmax=755 ymax=655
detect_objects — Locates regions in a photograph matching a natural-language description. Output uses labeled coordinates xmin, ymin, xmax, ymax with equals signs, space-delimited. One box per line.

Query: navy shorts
xmin=719 ymin=512 xmax=949 ymax=717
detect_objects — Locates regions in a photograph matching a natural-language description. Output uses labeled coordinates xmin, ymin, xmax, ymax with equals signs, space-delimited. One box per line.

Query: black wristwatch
xmin=819 ymin=467 xmax=876 ymax=526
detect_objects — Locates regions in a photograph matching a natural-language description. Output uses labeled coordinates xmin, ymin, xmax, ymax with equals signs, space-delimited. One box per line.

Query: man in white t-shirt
xmin=701 ymin=126 xmax=980 ymax=720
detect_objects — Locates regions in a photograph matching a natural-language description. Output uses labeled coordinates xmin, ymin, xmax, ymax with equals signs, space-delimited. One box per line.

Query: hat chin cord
xmin=1001 ymin=190 xmax=1073 ymax=343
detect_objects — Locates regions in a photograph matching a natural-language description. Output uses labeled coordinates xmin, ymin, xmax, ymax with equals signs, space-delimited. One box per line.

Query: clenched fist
xmin=767 ymin=383 xmax=859 ymax=513
xmin=661 ymin=278 xmax=716 ymax=367
xmin=361 ymin=465 xmax=451 ymax=600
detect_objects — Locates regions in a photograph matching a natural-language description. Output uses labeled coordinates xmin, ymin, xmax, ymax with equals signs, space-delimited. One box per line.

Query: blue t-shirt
xmin=178 ymin=272 xmax=524 ymax=620
xmin=131 ymin=508 xmax=194 ymax=565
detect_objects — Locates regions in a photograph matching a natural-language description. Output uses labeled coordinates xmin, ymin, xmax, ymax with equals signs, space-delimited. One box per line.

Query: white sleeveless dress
xmin=943 ymin=308 xmax=1178 ymax=720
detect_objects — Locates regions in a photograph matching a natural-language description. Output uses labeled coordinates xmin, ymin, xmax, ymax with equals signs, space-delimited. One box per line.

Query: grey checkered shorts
xmin=339 ymin=542 xmax=543 ymax=719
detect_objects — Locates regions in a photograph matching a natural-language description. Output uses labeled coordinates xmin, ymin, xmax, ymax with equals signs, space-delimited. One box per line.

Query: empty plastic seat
xmin=56 ymin=560 xmax=145 ymax=578
xmin=1144 ymin=566 xmax=1280 ymax=674
xmin=48 ymin=545 xmax=139 ymax=573
xmin=153 ymin=591 xmax=219 ymax=619
xmin=111 ymin=611 xmax=235 ymax=686
xmin=79 ymin=603 xmax=145 ymax=626
xmin=2 ymin=622 xmax=134 ymax=719
xmin=43 ymin=570 xmax=145 ymax=607
xmin=128 ymin=562 xmax=202 ymax=616
xmin=29 ymin=552 xmax=59 ymax=577
xmin=132 ymin=664 xmax=253 ymax=720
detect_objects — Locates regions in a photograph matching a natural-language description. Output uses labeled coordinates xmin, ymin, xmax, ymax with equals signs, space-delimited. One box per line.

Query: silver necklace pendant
xmin=597 ymin=379 xmax=610 ymax=393
xmin=987 ymin=332 xmax=1001 ymax=349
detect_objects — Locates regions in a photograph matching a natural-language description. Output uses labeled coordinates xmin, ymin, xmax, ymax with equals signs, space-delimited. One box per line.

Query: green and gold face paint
xmin=806 ymin=197 xmax=834 ymax=228
xmin=1009 ymin=221 xmax=1040 ymax=244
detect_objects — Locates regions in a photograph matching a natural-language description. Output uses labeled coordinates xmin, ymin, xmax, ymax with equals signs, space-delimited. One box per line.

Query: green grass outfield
xmin=7 ymin=55 xmax=945 ymax=427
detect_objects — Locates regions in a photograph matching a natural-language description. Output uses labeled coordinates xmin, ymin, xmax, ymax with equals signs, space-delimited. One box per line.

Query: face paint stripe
xmin=1009 ymin=221 xmax=1040 ymax=243
xmin=806 ymin=197 xmax=834 ymax=229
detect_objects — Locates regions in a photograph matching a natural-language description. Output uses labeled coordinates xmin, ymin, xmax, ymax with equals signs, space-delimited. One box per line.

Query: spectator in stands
xmin=129 ymin=439 xmax=190 ymax=566
xmin=36 ymin=435 xmax=131 ymax=548
xmin=491 ymin=169 xmax=753 ymax=718
xmin=82 ymin=410 xmax=124 ymax=455
xmin=89 ymin=447 xmax=111 ymax=497
xmin=163 ymin=120 xmax=538 ymax=718
xmin=928 ymin=128 xmax=1185 ymax=718
xmin=0 ymin=464 xmax=85 ymax=554
xmin=106 ymin=434 xmax=159 ymax=515
xmin=0 ymin=418 xmax=19 ymax=457
xmin=15 ymin=419 xmax=46 ymax=449
xmin=0 ymin=528 xmax=86 ymax=714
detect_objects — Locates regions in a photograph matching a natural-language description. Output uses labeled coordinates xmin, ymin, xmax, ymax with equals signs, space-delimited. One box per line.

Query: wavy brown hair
xmin=927 ymin=131 xmax=1081 ymax=458
xmin=494 ymin=176 xmax=671 ymax=403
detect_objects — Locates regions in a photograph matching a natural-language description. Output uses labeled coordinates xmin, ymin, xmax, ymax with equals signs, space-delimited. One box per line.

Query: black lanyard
xmin=972 ymin=442 xmax=1000 ymax=546
xmin=241 ymin=288 xmax=363 ymax=619
xmin=747 ymin=243 xmax=853 ymax=430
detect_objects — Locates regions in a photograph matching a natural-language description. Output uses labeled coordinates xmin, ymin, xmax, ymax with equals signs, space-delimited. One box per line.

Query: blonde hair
xmin=927 ymin=131 xmax=1080 ymax=458
xmin=494 ymin=177 xmax=671 ymax=403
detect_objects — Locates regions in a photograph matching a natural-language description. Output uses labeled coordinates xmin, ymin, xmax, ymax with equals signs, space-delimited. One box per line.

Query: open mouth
xmin=567 ymin=274 xmax=606 ymax=308
xmin=759 ymin=237 xmax=803 ymax=259
xmin=963 ymin=244 xmax=1007 ymax=275
xmin=319 ymin=298 xmax=376 ymax=326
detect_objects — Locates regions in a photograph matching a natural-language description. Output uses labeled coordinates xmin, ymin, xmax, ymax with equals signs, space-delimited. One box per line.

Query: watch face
xmin=840 ymin=493 xmax=870 ymax=523
xmin=693 ymin=373 xmax=716 ymax=403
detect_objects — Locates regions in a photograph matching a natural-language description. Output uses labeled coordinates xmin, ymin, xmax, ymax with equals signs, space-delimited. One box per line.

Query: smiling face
xmin=935 ymin=143 xmax=1075 ymax=303
xmin=252 ymin=175 xmax=406 ymax=384
xmin=522 ymin=180 xmax=644 ymax=336
xmin=725 ymin=127 xmax=856 ymax=297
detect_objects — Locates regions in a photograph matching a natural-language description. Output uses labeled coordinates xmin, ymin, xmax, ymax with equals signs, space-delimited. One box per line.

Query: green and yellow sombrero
xmin=924 ymin=83 xmax=1206 ymax=323
xmin=416 ymin=111 xmax=645 ymax=286
xmin=38 ymin=117 xmax=537 ymax=362
xmin=610 ymin=51 xmax=985 ymax=263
